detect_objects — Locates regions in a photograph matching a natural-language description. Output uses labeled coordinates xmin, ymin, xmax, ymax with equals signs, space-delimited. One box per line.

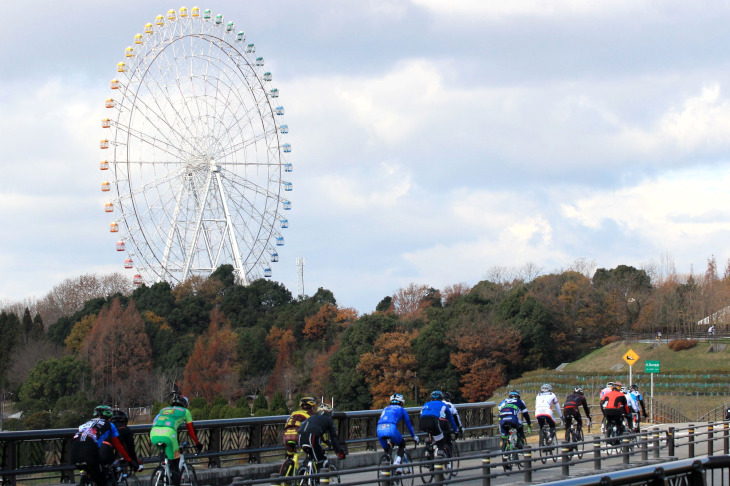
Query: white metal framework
xmin=100 ymin=8 xmax=292 ymax=286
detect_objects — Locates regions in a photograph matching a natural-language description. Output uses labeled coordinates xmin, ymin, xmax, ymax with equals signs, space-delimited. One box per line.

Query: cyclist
xmin=622 ymin=385 xmax=639 ymax=432
xmin=628 ymin=384 xmax=648 ymax=431
xmin=419 ymin=390 xmax=458 ymax=456
xmin=601 ymin=382 xmax=629 ymax=436
xmin=107 ymin=410 xmax=143 ymax=472
xmin=298 ymin=404 xmax=346 ymax=473
xmin=497 ymin=390 xmax=532 ymax=448
xmin=150 ymin=393 xmax=203 ymax=486
xmin=70 ymin=405 xmax=138 ymax=486
xmin=443 ymin=392 xmax=465 ymax=439
xmin=535 ymin=383 xmax=563 ymax=441
xmin=563 ymin=387 xmax=592 ymax=441
xmin=598 ymin=381 xmax=615 ymax=432
xmin=281 ymin=396 xmax=316 ymax=476
xmin=377 ymin=393 xmax=419 ymax=472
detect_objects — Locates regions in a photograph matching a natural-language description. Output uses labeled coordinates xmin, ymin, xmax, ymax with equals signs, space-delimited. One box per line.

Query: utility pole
xmin=296 ymin=258 xmax=305 ymax=298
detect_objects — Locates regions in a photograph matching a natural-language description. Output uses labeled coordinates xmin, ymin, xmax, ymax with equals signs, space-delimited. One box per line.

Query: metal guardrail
xmin=0 ymin=402 xmax=496 ymax=485
xmin=234 ymin=421 xmax=730 ymax=485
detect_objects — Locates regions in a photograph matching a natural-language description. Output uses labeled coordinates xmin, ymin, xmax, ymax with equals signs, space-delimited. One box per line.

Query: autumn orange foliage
xmin=357 ymin=331 xmax=418 ymax=407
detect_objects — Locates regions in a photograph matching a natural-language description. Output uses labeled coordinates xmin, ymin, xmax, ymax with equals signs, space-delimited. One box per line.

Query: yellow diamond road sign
xmin=623 ymin=349 xmax=639 ymax=366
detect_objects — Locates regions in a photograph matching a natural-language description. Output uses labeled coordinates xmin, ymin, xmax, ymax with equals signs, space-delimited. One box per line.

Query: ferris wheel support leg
xmin=215 ymin=172 xmax=247 ymax=285
xmin=162 ymin=182 xmax=187 ymax=275
xmin=182 ymin=168 xmax=214 ymax=281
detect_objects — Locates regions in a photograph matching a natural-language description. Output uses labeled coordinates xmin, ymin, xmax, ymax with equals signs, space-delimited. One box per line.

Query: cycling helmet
xmin=540 ymin=383 xmax=552 ymax=393
xmin=508 ymin=389 xmax=521 ymax=399
xmin=444 ymin=392 xmax=452 ymax=401
xmin=606 ymin=381 xmax=614 ymax=388
xmin=111 ymin=409 xmax=128 ymax=425
xmin=317 ymin=404 xmax=333 ymax=415
xmin=390 ymin=393 xmax=405 ymax=406
xmin=171 ymin=394 xmax=189 ymax=408
xmin=573 ymin=387 xmax=584 ymax=395
xmin=612 ymin=382 xmax=622 ymax=391
xmin=430 ymin=390 xmax=444 ymax=400
xmin=94 ymin=405 xmax=113 ymax=419
xmin=299 ymin=397 xmax=317 ymax=411
xmin=630 ymin=384 xmax=639 ymax=391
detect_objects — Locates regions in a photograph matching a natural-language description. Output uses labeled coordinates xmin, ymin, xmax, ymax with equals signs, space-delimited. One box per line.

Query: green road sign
xmin=645 ymin=360 xmax=660 ymax=373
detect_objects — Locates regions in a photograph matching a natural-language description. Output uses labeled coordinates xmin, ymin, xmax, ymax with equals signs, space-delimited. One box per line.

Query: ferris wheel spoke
xmin=126 ymin=92 xmax=199 ymax=156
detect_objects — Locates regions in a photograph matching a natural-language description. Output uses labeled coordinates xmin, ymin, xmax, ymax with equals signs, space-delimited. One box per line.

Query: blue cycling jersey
xmin=498 ymin=398 xmax=529 ymax=425
xmin=378 ymin=405 xmax=417 ymax=437
xmin=420 ymin=400 xmax=458 ymax=431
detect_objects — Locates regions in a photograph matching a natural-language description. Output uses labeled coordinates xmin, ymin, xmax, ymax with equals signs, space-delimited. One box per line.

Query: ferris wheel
xmin=99 ymin=6 xmax=292 ymax=286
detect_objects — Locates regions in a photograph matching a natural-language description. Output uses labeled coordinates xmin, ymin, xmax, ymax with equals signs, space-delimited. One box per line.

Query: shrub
xmin=601 ymin=335 xmax=622 ymax=346
xmin=668 ymin=339 xmax=698 ymax=351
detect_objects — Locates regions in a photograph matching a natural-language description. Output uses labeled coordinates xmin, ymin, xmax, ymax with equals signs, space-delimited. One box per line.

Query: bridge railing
xmin=0 ymin=401 xmax=496 ymax=485
xmin=234 ymin=422 xmax=730 ymax=485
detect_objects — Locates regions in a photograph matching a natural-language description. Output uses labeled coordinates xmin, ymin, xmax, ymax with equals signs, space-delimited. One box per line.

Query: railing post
xmin=61 ymin=435 xmax=75 ymax=483
xmin=250 ymin=423 xmax=262 ymax=464
xmin=668 ymin=427 xmax=675 ymax=457
xmin=640 ymin=432 xmax=648 ymax=461
xmin=653 ymin=428 xmax=660 ymax=459
xmin=481 ymin=458 xmax=491 ymax=486
xmin=622 ymin=438 xmax=630 ymax=465
xmin=688 ymin=424 xmax=695 ymax=458
xmin=593 ymin=436 xmax=602 ymax=470
xmin=724 ymin=422 xmax=729 ymax=454
xmin=708 ymin=424 xmax=714 ymax=456
xmin=209 ymin=425 xmax=222 ymax=467
xmin=561 ymin=442 xmax=570 ymax=476
xmin=320 ymin=467 xmax=330 ymax=485
xmin=434 ymin=463 xmax=444 ymax=483
xmin=523 ymin=445 xmax=532 ymax=483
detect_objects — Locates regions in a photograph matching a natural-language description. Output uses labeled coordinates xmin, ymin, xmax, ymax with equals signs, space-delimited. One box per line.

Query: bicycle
xmin=500 ymin=426 xmax=524 ymax=471
xmin=538 ymin=423 xmax=558 ymax=464
xmin=566 ymin=418 xmax=587 ymax=460
xmin=279 ymin=444 xmax=308 ymax=485
xmin=603 ymin=417 xmax=622 ymax=454
xmin=78 ymin=460 xmax=140 ymax=486
xmin=150 ymin=442 xmax=198 ymax=486
xmin=297 ymin=442 xmax=340 ymax=486
xmin=377 ymin=437 xmax=414 ymax=486
xmin=418 ymin=433 xmax=453 ymax=484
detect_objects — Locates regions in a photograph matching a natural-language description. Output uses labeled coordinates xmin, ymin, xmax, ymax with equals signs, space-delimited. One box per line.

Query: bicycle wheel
xmin=501 ymin=439 xmax=513 ymax=471
xmin=400 ymin=451 xmax=414 ymax=486
xmin=539 ymin=428 xmax=548 ymax=464
xmin=324 ymin=461 xmax=341 ymax=484
xmin=180 ymin=464 xmax=198 ymax=486
xmin=150 ymin=467 xmax=166 ymax=486
xmin=419 ymin=447 xmax=434 ymax=484
xmin=279 ymin=458 xmax=296 ymax=485
xmin=575 ymin=428 xmax=585 ymax=459
xmin=448 ymin=442 xmax=459 ymax=478
xmin=378 ymin=454 xmax=393 ymax=486
xmin=440 ymin=445 xmax=454 ymax=479
xmin=296 ymin=466 xmax=311 ymax=486
xmin=119 ymin=474 xmax=141 ymax=486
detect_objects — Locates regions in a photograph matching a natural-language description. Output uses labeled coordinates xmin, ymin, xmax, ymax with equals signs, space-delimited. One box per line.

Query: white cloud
xmin=410 ymin=0 xmax=642 ymax=18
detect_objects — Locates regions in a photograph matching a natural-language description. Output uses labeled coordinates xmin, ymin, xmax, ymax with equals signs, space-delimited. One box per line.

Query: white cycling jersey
xmin=535 ymin=392 xmax=562 ymax=419
xmin=625 ymin=392 xmax=639 ymax=413
xmin=443 ymin=400 xmax=462 ymax=428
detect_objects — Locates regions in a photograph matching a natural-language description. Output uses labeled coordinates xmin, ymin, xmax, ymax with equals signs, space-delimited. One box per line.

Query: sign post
xmin=623 ymin=349 xmax=640 ymax=386
xmin=645 ymin=360 xmax=660 ymax=422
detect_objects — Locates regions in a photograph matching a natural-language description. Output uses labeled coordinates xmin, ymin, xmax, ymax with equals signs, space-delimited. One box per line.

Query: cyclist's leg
xmin=516 ymin=424 xmax=526 ymax=448
xmin=564 ymin=412 xmax=574 ymax=441
xmin=151 ymin=428 xmax=180 ymax=486
xmin=300 ymin=433 xmax=326 ymax=471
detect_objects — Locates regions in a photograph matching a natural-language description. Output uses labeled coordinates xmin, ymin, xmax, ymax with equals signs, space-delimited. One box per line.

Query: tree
xmin=65 ymin=314 xmax=96 ymax=353
xmin=18 ymin=355 xmax=90 ymax=412
xmin=357 ymin=331 xmax=418 ymax=407
xmin=0 ymin=311 xmax=21 ymax=385
xmin=448 ymin=318 xmax=521 ymax=401
xmin=412 ymin=321 xmax=459 ymax=399
xmin=183 ymin=308 xmax=238 ymax=402
xmin=264 ymin=327 xmax=296 ymax=395
xmin=82 ymin=299 xmax=153 ymax=406
xmin=392 ymin=283 xmax=432 ymax=321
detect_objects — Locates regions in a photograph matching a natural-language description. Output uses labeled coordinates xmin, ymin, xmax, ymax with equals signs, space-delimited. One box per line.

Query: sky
xmin=2 ymin=0 xmax=730 ymax=314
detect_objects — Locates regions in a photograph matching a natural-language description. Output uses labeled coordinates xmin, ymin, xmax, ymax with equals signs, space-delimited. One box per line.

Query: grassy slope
xmin=489 ymin=339 xmax=730 ymax=421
